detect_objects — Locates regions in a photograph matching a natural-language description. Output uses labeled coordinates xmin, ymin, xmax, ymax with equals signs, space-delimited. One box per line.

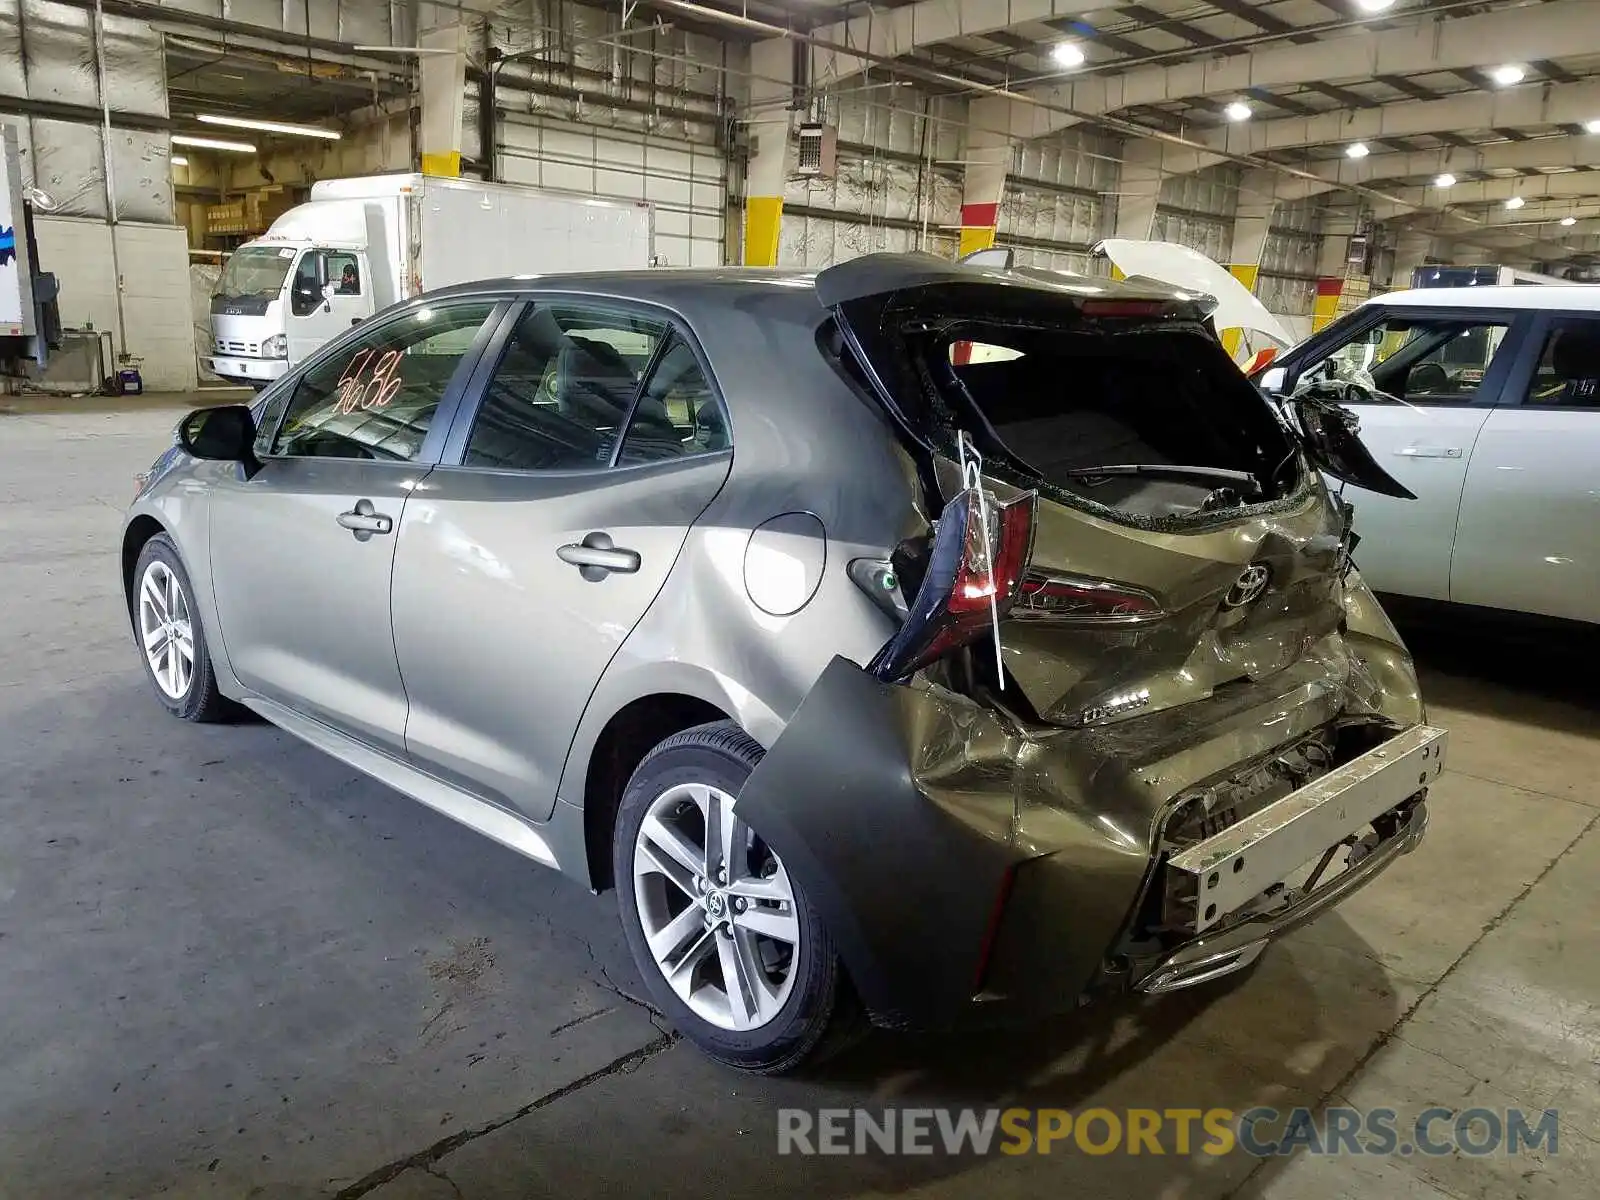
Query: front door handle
xmin=558 ymin=531 xmax=641 ymax=581
xmin=1395 ymin=446 xmax=1463 ymax=459
xmin=337 ymin=498 xmax=393 ymax=541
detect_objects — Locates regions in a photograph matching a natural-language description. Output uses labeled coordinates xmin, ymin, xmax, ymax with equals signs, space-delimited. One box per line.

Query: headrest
xmin=560 ymin=336 xmax=634 ymax=383
xmin=1551 ymin=327 xmax=1600 ymax=380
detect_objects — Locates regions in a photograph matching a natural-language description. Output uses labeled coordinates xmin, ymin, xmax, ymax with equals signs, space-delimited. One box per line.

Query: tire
xmin=131 ymin=533 xmax=233 ymax=723
xmin=614 ymin=720 xmax=852 ymax=1073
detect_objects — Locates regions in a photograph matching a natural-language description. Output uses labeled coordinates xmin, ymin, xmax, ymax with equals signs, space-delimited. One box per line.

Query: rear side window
xmin=462 ymin=305 xmax=730 ymax=470
xmin=617 ymin=339 xmax=730 ymax=465
xmin=1522 ymin=319 xmax=1600 ymax=407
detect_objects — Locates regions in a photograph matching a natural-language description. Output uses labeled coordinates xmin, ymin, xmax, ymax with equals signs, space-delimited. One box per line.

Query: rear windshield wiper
xmin=1065 ymin=463 xmax=1262 ymax=497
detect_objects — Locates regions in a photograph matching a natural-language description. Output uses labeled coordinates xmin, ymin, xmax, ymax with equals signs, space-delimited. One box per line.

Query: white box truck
xmin=203 ymin=173 xmax=655 ymax=388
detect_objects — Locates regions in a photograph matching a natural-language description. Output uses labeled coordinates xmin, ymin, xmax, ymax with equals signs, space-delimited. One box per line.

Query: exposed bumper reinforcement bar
xmin=1138 ymin=796 xmax=1429 ymax=994
xmin=1167 ymin=723 xmax=1447 ymax=934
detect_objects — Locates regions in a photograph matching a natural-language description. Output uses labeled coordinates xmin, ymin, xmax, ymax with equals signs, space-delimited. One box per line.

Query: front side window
xmin=1313 ymin=315 xmax=1512 ymax=403
xmin=270 ymin=302 xmax=495 ymax=462
xmin=1523 ymin=319 xmax=1600 ymax=407
xmin=462 ymin=304 xmax=666 ymax=470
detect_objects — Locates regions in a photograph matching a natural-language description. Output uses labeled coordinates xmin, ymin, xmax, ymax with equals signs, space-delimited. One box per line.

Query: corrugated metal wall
xmin=1259 ymin=196 xmax=1322 ymax=318
xmin=1001 ymin=128 xmax=1118 ymax=274
xmin=0 ymin=0 xmax=173 ymax=221
xmin=489 ymin=2 xmax=730 ymax=267
xmin=779 ymin=91 xmax=962 ymax=268
xmin=1152 ymin=164 xmax=1240 ymax=265
xmin=153 ymin=0 xmax=398 ymax=43
xmin=778 ymin=97 xmax=1117 ymax=273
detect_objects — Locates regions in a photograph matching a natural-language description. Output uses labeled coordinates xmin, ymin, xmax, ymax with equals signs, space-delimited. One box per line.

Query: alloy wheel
xmin=138 ymin=560 xmax=195 ymax=701
xmin=631 ymin=782 xmax=800 ymax=1031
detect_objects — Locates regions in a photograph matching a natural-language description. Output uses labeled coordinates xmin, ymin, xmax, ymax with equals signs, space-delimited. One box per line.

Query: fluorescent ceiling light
xmin=1489 ymin=64 xmax=1526 ymax=87
xmin=1434 ymin=172 xmax=1456 ymax=188
xmin=1586 ymin=119 xmax=1600 ymax=134
xmin=1561 ymin=215 xmax=1577 ymax=226
xmin=172 ymin=134 xmax=256 ymax=153
xmin=1223 ymin=100 xmax=1251 ymax=122
xmin=197 ymin=113 xmax=340 ymax=140
xmin=170 ymin=155 xmax=188 ymax=167
xmin=1345 ymin=142 xmax=1370 ymax=159
xmin=1051 ymin=42 xmax=1086 ymax=68
xmin=1505 ymin=195 xmax=1526 ymax=209
xmin=1355 ymin=0 xmax=1396 ymax=11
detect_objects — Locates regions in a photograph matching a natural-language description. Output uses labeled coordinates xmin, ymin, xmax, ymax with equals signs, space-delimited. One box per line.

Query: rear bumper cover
xmin=736 ymin=652 xmax=1437 ymax=1031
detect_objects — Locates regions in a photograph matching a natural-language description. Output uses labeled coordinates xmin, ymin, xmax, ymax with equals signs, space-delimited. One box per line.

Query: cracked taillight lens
xmin=868 ymin=487 xmax=1036 ymax=682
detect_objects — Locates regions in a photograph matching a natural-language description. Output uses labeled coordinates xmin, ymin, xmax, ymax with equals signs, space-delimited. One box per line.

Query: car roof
xmin=1374 ymin=285 xmax=1600 ymax=311
xmin=426 ymin=257 xmax=1203 ymax=311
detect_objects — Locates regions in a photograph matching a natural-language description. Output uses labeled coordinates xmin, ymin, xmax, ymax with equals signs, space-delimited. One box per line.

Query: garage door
xmin=497 ymin=115 xmax=728 ymax=269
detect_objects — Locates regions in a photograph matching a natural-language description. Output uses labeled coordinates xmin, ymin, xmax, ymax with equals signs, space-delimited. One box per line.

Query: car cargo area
xmin=945 ymin=325 xmax=1301 ymax=521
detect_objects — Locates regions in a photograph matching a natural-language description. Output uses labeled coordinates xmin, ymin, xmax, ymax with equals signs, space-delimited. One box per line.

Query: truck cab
xmin=206 ymin=238 xmax=376 ymax=389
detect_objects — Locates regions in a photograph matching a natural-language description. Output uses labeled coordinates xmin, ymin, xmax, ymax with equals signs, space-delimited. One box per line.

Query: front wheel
xmin=613 ymin=721 xmax=850 ymax=1073
xmin=132 ymin=534 xmax=233 ymax=722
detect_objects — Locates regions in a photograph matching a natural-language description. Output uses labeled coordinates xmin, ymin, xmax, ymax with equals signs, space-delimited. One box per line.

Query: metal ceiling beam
xmin=1365 ymin=171 xmax=1600 ymax=220
xmin=649 ymin=0 xmax=1429 ymax=214
xmin=1267 ymin=136 xmax=1600 ymax=201
xmin=802 ymin=0 xmax=1108 ymax=78
xmin=1024 ymin=0 xmax=1597 ymax=129
xmin=1193 ymin=79 xmax=1600 ymax=160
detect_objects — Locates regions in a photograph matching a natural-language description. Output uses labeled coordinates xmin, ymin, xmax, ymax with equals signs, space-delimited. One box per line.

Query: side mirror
xmin=178 ymin=404 xmax=257 ymax=463
xmin=1258 ymin=366 xmax=1287 ymax=394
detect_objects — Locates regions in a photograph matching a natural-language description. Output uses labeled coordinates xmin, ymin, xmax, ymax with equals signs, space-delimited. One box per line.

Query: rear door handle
xmin=558 ymin=532 xmax=641 ymax=581
xmin=337 ymin=498 xmax=393 ymax=541
xmin=1395 ymin=446 xmax=1463 ymax=459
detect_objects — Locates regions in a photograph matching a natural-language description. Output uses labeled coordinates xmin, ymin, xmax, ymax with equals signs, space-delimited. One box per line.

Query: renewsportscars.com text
xmin=777 ymin=1106 xmax=1559 ymax=1158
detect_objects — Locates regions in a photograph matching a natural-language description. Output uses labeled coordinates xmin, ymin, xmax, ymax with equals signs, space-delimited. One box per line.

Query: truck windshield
xmin=216 ymin=246 xmax=297 ymax=301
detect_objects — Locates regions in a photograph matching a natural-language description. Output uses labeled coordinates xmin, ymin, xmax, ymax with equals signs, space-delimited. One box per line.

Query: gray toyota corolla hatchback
xmin=123 ymin=254 xmax=1444 ymax=1072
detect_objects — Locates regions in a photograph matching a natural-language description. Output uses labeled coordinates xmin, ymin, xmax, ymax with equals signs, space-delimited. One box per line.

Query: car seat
xmin=1550 ymin=327 xmax=1600 ymax=406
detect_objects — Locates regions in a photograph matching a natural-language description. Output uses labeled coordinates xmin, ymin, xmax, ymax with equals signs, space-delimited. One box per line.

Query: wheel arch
xmin=121 ymin=514 xmax=168 ymax=627
xmin=578 ymin=691 xmax=735 ymax=892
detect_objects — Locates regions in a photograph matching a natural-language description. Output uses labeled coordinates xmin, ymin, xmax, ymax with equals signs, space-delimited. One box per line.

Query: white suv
xmin=1257 ymin=286 xmax=1600 ymax=627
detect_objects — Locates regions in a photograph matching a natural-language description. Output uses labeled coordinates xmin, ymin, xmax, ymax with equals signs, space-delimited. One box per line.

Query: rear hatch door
xmin=820 ymin=254 xmax=1358 ymax=728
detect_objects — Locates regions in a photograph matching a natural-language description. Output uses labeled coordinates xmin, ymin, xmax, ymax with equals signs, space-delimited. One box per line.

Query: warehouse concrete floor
xmin=1 ymin=392 xmax=1595 ymax=1200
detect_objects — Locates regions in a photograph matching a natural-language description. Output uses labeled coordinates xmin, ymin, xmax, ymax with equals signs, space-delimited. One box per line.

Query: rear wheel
xmin=133 ymin=534 xmax=232 ymax=722
xmin=613 ymin=721 xmax=849 ymax=1073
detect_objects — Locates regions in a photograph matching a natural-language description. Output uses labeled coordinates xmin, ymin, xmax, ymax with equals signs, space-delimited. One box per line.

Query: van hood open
xmin=1096 ymin=239 xmax=1296 ymax=349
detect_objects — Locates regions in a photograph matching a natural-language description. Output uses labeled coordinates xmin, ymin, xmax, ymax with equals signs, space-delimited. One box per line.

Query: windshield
xmin=216 ymin=246 xmax=297 ymax=302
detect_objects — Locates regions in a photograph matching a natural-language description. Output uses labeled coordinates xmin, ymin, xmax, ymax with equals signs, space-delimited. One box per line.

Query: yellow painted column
xmin=741 ymin=38 xmax=792 ymax=267
xmin=418 ymin=25 xmax=465 ymax=178
xmin=744 ymin=196 xmax=784 ymax=267
xmin=1312 ymin=277 xmax=1345 ymax=332
xmin=1221 ymin=263 xmax=1261 ymax=356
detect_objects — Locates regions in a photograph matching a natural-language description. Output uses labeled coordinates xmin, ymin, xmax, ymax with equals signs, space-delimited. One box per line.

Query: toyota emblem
xmin=1223 ymin=564 xmax=1272 ymax=609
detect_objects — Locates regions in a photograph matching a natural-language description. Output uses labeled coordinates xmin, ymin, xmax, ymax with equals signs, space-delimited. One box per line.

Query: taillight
xmin=1014 ymin=572 xmax=1164 ymax=623
xmin=867 ymin=487 xmax=1037 ymax=682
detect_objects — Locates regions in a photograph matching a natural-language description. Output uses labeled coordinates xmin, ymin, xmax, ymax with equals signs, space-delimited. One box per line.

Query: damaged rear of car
xmin=735 ymin=254 xmax=1441 ymax=1035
